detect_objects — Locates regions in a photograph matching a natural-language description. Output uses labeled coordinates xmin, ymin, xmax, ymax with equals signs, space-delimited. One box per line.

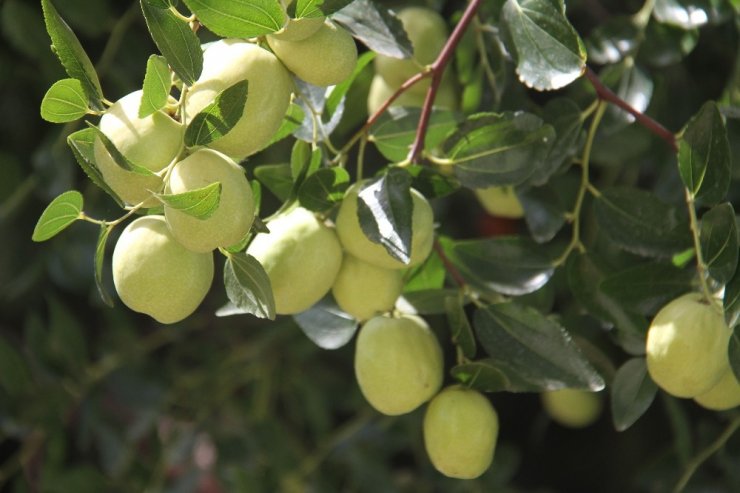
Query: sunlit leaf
xmin=32 ymin=190 xmax=83 ymax=242
xmin=182 ymin=0 xmax=285 ymax=38
xmin=40 ymin=78 xmax=89 ymax=123
xmin=185 ymin=80 xmax=248 ymax=147
xmin=139 ymin=54 xmax=171 ymax=118
xmin=155 ymin=182 xmax=222 ymax=220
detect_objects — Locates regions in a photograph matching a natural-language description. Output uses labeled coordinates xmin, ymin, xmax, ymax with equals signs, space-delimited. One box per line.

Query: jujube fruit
xmin=475 ymin=185 xmax=525 ymax=219
xmin=541 ymin=389 xmax=603 ymax=428
xmin=694 ymin=368 xmax=740 ymax=411
xmin=331 ymin=254 xmax=403 ymax=321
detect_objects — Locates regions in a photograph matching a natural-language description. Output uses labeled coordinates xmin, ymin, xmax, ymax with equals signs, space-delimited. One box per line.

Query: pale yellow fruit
xmin=335 ymin=182 xmax=434 ymax=270
xmin=375 ymin=7 xmax=448 ymax=87
xmin=164 ymin=149 xmax=255 ymax=253
xmin=646 ymin=292 xmax=731 ymax=398
xmin=423 ymin=386 xmax=499 ymax=479
xmin=268 ymin=20 xmax=357 ymax=86
xmin=246 ymin=207 xmax=342 ymax=315
xmin=112 ymin=215 xmax=214 ymax=324
xmin=185 ymin=40 xmax=293 ymax=161
xmin=541 ymin=389 xmax=603 ymax=428
xmin=271 ymin=15 xmax=325 ymax=41
xmin=354 ymin=315 xmax=443 ymax=415
xmin=94 ymin=90 xmax=184 ymax=206
xmin=331 ymin=254 xmax=403 ymax=321
xmin=366 ymin=73 xmax=458 ymax=115
xmin=475 ymin=186 xmax=525 ymax=219
xmin=694 ymin=368 xmax=740 ymax=411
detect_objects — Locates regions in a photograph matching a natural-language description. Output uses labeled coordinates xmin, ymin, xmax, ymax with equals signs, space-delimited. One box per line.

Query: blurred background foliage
xmin=1 ymin=0 xmax=740 ymax=492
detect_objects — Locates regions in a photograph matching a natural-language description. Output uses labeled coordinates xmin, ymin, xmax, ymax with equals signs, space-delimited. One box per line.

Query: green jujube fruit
xmin=331 ymin=254 xmax=403 ymax=321
xmin=541 ymin=389 xmax=603 ymax=428
xmin=694 ymin=368 xmax=740 ymax=411
xmin=475 ymin=185 xmax=525 ymax=219
xmin=366 ymin=73 xmax=458 ymax=115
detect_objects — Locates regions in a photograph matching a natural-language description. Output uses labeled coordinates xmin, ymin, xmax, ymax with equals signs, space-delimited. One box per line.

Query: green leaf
xmin=593 ymin=187 xmax=693 ymax=257
xmin=442 ymin=235 xmax=555 ymax=296
xmin=40 ymin=0 xmax=104 ymax=109
xmin=700 ymin=202 xmax=739 ymax=285
xmin=610 ymin=358 xmax=658 ymax=432
xmin=290 ymin=140 xmax=316 ymax=182
xmin=182 ymin=0 xmax=285 ymax=37
xmin=406 ymin=165 xmax=460 ymax=199
xmin=293 ymin=296 xmax=358 ymax=349
xmin=653 ymin=0 xmax=733 ymax=29
xmin=725 ymin=264 xmax=740 ymax=327
xmin=140 ymin=0 xmax=203 ymax=86
xmin=32 ymin=190 xmax=83 ymax=242
xmin=730 ymin=325 xmax=740 ymax=381
xmin=402 ymin=250 xmax=446 ymax=292
xmin=446 ymin=295 xmax=476 ymax=358
xmin=298 ymin=167 xmax=350 ymax=212
xmin=332 ymin=0 xmax=413 ymax=58
xmin=86 ymin=123 xmax=156 ymax=176
xmin=586 ymin=16 xmax=639 ymax=65
xmin=599 ymin=262 xmax=694 ymax=315
xmin=268 ymin=103 xmax=305 ymax=146
xmin=223 ymin=252 xmax=276 ymax=320
xmin=94 ymin=225 xmax=115 ymax=307
xmin=325 ymin=50 xmax=376 ymax=117
xmin=67 ymin=128 xmax=124 ymax=207
xmin=444 ymin=112 xmax=555 ymax=188
xmin=369 ymin=107 xmax=459 ymax=163
xmin=518 ymin=184 xmax=567 ymax=243
xmin=537 ymin=98 xmax=584 ymax=183
xmin=357 ymin=167 xmax=414 ymax=264
xmin=473 ymin=303 xmax=606 ymax=391
xmin=397 ymin=288 xmax=461 ymax=315
xmin=451 ymin=359 xmax=515 ymax=392
xmin=185 ymin=80 xmax=248 ymax=147
xmin=139 ymin=55 xmax=171 ymax=118
xmin=289 ymin=0 xmax=324 ymax=18
xmin=678 ymin=101 xmax=732 ymax=206
xmin=40 ymin=78 xmax=89 ymax=123
xmin=254 ymin=163 xmax=293 ymax=201
xmin=639 ymin=21 xmax=699 ymax=67
xmin=155 ymin=182 xmax=222 ymax=219
xmin=501 ymin=0 xmax=587 ymax=91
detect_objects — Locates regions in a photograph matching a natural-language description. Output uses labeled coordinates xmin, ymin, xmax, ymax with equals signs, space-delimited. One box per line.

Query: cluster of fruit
xmin=647 ymin=292 xmax=740 ymax=410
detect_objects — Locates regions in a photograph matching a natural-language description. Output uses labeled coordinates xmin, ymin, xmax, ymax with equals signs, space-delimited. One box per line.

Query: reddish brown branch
xmin=433 ymin=239 xmax=467 ymax=288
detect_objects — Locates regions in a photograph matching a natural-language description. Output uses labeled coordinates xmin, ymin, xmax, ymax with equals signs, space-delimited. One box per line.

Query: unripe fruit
xmin=271 ymin=15 xmax=325 ymax=41
xmin=268 ymin=21 xmax=357 ymax=87
xmin=374 ymin=7 xmax=448 ymax=87
xmin=354 ymin=315 xmax=443 ymax=415
xmin=423 ymin=386 xmax=499 ymax=479
xmin=331 ymin=254 xmax=403 ymax=321
xmin=246 ymin=207 xmax=342 ymax=315
xmin=541 ymin=389 xmax=603 ymax=428
xmin=475 ymin=186 xmax=525 ymax=219
xmin=694 ymin=368 xmax=740 ymax=411
xmin=646 ymin=292 xmax=731 ymax=398
xmin=164 ymin=149 xmax=255 ymax=253
xmin=366 ymin=73 xmax=458 ymax=115
xmin=94 ymin=90 xmax=184 ymax=207
xmin=112 ymin=215 xmax=214 ymax=324
xmin=335 ymin=183 xmax=434 ymax=270
xmin=185 ymin=40 xmax=293 ymax=161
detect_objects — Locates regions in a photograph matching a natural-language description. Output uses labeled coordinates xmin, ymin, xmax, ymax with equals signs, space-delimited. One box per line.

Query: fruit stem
xmin=684 ymin=188 xmax=716 ymax=306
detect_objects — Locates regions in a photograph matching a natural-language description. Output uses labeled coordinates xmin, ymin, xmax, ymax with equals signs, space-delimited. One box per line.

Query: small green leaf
xmin=369 ymin=107 xmax=459 ymax=163
xmin=403 ymin=250 xmax=446 ymax=292
xmin=223 ymin=252 xmax=276 ymax=320
xmin=537 ymin=98 xmax=584 ymax=183
xmin=298 ymin=167 xmax=350 ymax=212
xmin=518 ymin=184 xmax=567 ymax=243
xmin=290 ymin=140 xmax=317 ymax=182
xmin=41 ymin=0 xmax=104 ymax=109
xmin=700 ymin=202 xmax=738 ymax=285
xmin=586 ymin=16 xmax=640 ymax=65
xmin=254 ymin=163 xmax=293 ymax=201
xmin=446 ymin=295 xmax=476 ymax=358
xmin=397 ymin=288 xmax=461 ymax=315
xmin=182 ymin=0 xmax=285 ymax=37
xmin=600 ymin=262 xmax=695 ymax=315
xmin=156 ymin=182 xmax=222 ymax=219
xmin=610 ymin=358 xmax=658 ymax=432
xmin=139 ymin=54 xmax=171 ymax=118
xmin=451 ymin=359 xmax=513 ymax=392
xmin=86 ymin=123 xmax=156 ymax=176
xmin=140 ymin=0 xmax=203 ymax=86
xmin=290 ymin=0 xmax=324 ymax=18
xmin=332 ymin=0 xmax=413 ymax=58
xmin=678 ymin=101 xmax=732 ymax=206
xmin=293 ymin=296 xmax=359 ymax=349
xmin=32 ymin=190 xmax=83 ymax=242
xmin=40 ymin=78 xmax=89 ymax=123
xmin=185 ymin=80 xmax=248 ymax=147
xmin=95 ymin=225 xmax=115 ymax=307
xmin=501 ymin=0 xmax=587 ymax=91
xmin=67 ymin=128 xmax=124 ymax=207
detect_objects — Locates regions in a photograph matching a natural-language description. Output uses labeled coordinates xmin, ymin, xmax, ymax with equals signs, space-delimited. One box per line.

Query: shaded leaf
xmin=725 ymin=264 xmax=740 ymax=327
xmin=402 ymin=251 xmax=446 ymax=292
xmin=451 ymin=359 xmax=516 ymax=392
xmin=332 ymin=0 xmax=413 ymax=58
xmin=139 ymin=54 xmax=171 ymax=118
xmin=298 ymin=167 xmax=350 ymax=212
xmin=369 ymin=107 xmax=459 ymax=162
xmin=223 ymin=252 xmax=276 ymax=320
xmin=40 ymin=78 xmax=88 ymax=123
xmin=600 ymin=262 xmax=694 ymax=314
xmin=32 ymin=190 xmax=83 ymax=242
xmin=293 ymin=80 xmax=345 ymax=142
xmin=94 ymin=225 xmax=114 ymax=307
xmin=653 ymin=0 xmax=733 ymax=29
xmin=67 ymin=128 xmax=124 ymax=207
xmin=586 ymin=16 xmax=640 ymax=64
xmin=397 ymin=288 xmax=461 ymax=315
xmin=446 ymin=295 xmax=476 ymax=358
xmin=155 ymin=182 xmax=222 ymax=219
xmin=730 ymin=325 xmax=740 ymax=381
xmin=537 ymin=98 xmax=584 ymax=182
xmin=293 ymin=296 xmax=358 ymax=349
xmin=182 ymin=0 xmax=285 ymax=38
xmin=406 ymin=165 xmax=460 ymax=199
xmin=700 ymin=202 xmax=738 ymax=285
xmin=325 ymin=50 xmax=376 ymax=117
xmin=185 ymin=80 xmax=248 ymax=147
xmin=518 ymin=184 xmax=567 ymax=244
xmin=610 ymin=358 xmax=658 ymax=431
xmin=254 ymin=163 xmax=293 ymax=201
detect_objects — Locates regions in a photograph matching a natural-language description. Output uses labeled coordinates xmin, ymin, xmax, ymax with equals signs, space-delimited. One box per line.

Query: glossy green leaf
xmin=293 ymin=296 xmax=358 ymax=349
xmin=41 ymin=0 xmax=104 ymax=109
xmin=600 ymin=262 xmax=694 ymax=314
xmin=369 ymin=108 xmax=459 ymax=162
xmin=40 ymin=78 xmax=88 ymax=123
xmin=86 ymin=123 xmax=155 ymax=176
xmin=473 ymin=303 xmax=606 ymax=391
xmin=536 ymin=98 xmax=584 ymax=183
xmin=94 ymin=225 xmax=114 ymax=307
xmin=185 ymin=80 xmax=248 ymax=147
xmin=140 ymin=0 xmax=203 ymax=86
xmin=402 ymin=250 xmax=446 ymax=292
xmin=444 ymin=112 xmax=555 ymax=188
xmin=678 ymin=101 xmax=732 ymax=206
xmin=405 ymin=165 xmax=460 ymax=199
xmin=653 ymin=0 xmax=733 ymax=29
xmin=32 ymin=190 xmax=83 ymax=242
xmin=254 ymin=163 xmax=293 ymax=201
xmin=518 ymin=184 xmax=567 ymax=243
xmin=610 ymin=358 xmax=657 ymax=431
xmin=586 ymin=16 xmax=639 ymax=64
xmin=332 ymin=0 xmax=413 ymax=58
xmin=594 ymin=187 xmax=693 ymax=257
xmin=223 ymin=252 xmax=276 ymax=320
xmin=139 ymin=54 xmax=171 ymax=118
xmin=289 ymin=0 xmax=324 ymax=18
xmin=357 ymin=167 xmax=414 ymax=264
xmin=298 ymin=167 xmax=350 ymax=212
xmin=446 ymin=295 xmax=476 ymax=358
xmin=397 ymin=288 xmax=461 ymax=315
xmin=67 ymin=128 xmax=124 ymax=207
xmin=182 ymin=0 xmax=285 ymax=37
xmin=501 ymin=0 xmax=587 ymax=91
xmin=451 ymin=359 xmax=517 ymax=392
xmin=155 ymin=182 xmax=222 ymax=219
xmin=700 ymin=202 xmax=738 ymax=285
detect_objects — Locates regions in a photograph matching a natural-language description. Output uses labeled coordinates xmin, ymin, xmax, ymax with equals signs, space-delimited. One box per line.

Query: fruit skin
xmin=164 ymin=149 xmax=255 ymax=253
xmin=541 ymin=389 xmax=603 ymax=428
xmin=112 ymin=215 xmax=214 ymax=324
xmin=354 ymin=315 xmax=443 ymax=415
xmin=694 ymin=368 xmax=740 ymax=411
xmin=246 ymin=207 xmax=342 ymax=315
xmin=366 ymin=73 xmax=458 ymax=115
xmin=335 ymin=182 xmax=434 ymax=270
xmin=475 ymin=186 xmax=524 ymax=219
xmin=423 ymin=386 xmax=499 ymax=479
xmin=94 ymin=90 xmax=184 ymax=207
xmin=270 ymin=15 xmax=325 ymax=41
xmin=268 ymin=20 xmax=357 ymax=87
xmin=331 ymin=254 xmax=403 ymax=321
xmin=185 ymin=40 xmax=293 ymax=162
xmin=646 ymin=292 xmax=731 ymax=398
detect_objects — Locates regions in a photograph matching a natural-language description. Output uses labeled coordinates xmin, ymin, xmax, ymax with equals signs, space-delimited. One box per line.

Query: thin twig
xmin=433 ymin=238 xmax=467 ymax=288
